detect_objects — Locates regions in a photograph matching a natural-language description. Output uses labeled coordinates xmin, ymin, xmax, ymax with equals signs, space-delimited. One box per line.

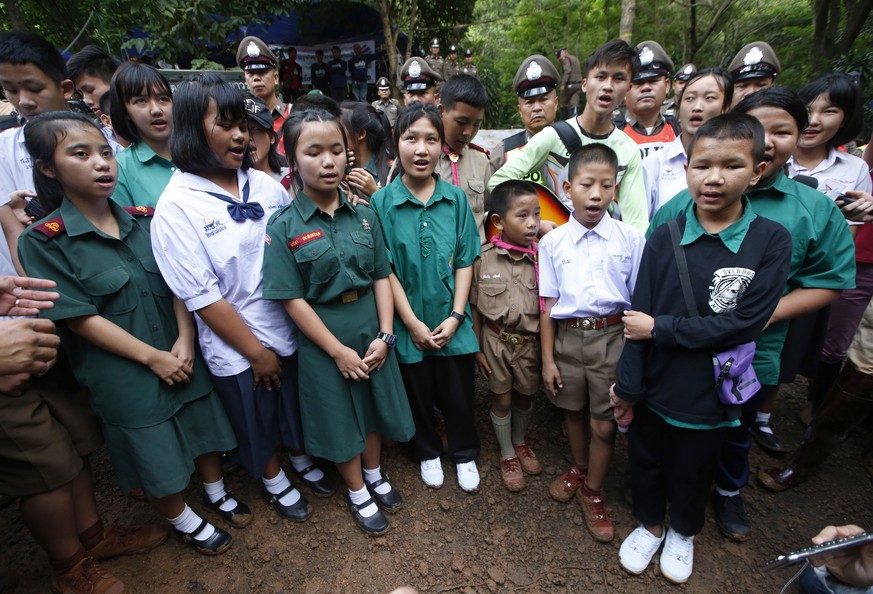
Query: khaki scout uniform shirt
xmin=471 ymin=243 xmax=540 ymax=334
xmin=436 ymin=143 xmax=492 ymax=245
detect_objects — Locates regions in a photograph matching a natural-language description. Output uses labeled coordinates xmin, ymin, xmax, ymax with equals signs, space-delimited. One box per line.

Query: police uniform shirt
xmin=642 ymin=136 xmax=688 ymax=219
xmin=538 ymin=214 xmax=645 ymax=319
xmin=436 ymin=144 xmax=492 ymax=244
xmin=560 ymin=54 xmax=583 ymax=85
xmin=443 ymin=59 xmax=461 ymax=79
xmin=461 ymin=64 xmax=479 ymax=78
xmin=787 ymin=147 xmax=873 ymax=201
xmin=425 ymin=55 xmax=444 ymax=75
xmin=150 ymin=168 xmax=296 ymax=376
xmin=371 ymin=98 xmax=401 ymax=128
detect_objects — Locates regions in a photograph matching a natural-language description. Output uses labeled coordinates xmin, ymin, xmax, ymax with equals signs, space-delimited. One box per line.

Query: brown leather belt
xmin=484 ymin=319 xmax=538 ymax=345
xmin=564 ymin=313 xmax=624 ymax=330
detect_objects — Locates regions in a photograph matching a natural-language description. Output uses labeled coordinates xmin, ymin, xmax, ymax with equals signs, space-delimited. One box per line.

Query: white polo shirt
xmin=539 ymin=213 xmax=645 ymax=319
xmin=787 ymin=147 xmax=872 ymax=199
xmin=642 ymin=136 xmax=688 ymax=220
xmin=151 ymin=168 xmax=296 ymax=377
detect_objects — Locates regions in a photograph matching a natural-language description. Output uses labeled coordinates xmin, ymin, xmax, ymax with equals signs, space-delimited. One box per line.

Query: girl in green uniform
xmin=18 ymin=112 xmax=251 ymax=556
xmin=262 ymin=109 xmax=414 ymax=536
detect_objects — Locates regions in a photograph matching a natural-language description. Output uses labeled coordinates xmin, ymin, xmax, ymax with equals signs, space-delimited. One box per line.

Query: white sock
xmin=348 ymin=486 xmax=378 ymax=518
xmin=203 ymin=478 xmax=236 ymax=512
xmin=755 ymin=412 xmax=774 ymax=433
xmin=716 ymin=487 xmax=740 ymax=498
xmin=290 ymin=454 xmax=325 ymax=481
xmin=363 ymin=466 xmax=391 ymax=495
xmin=490 ymin=410 xmax=515 ymax=459
xmin=263 ymin=469 xmax=301 ymax=506
xmin=168 ymin=504 xmax=215 ymax=540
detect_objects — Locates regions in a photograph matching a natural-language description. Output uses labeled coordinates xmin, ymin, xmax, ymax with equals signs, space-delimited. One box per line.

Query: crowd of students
xmin=0 ymin=28 xmax=872 ymax=594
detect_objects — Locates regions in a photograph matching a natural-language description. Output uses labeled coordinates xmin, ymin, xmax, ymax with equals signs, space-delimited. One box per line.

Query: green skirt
xmin=298 ymin=291 xmax=415 ymax=462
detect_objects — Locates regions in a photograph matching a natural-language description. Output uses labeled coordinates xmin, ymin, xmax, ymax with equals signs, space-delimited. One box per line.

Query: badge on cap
xmin=684 ymin=65 xmax=693 ymax=74
xmin=246 ymin=41 xmax=260 ymax=59
xmin=743 ymin=46 xmax=763 ymax=65
xmin=409 ymin=60 xmax=422 ymax=78
xmin=639 ymin=46 xmax=654 ymax=66
xmin=526 ymin=61 xmax=543 ymax=81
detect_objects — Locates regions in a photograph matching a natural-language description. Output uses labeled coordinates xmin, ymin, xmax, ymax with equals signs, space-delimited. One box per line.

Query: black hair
xmin=66 ymin=45 xmax=120 ymax=85
xmin=291 ymin=93 xmax=342 ymax=118
xmin=678 ymin=67 xmax=734 ymax=112
xmin=281 ymin=109 xmax=348 ymax=190
xmin=567 ymin=143 xmax=618 ymax=181
xmin=490 ymin=180 xmax=540 ymax=219
xmin=98 ymin=92 xmax=111 ymax=118
xmin=331 ymin=46 xmax=341 ymax=53
xmin=392 ymin=102 xmax=444 ymax=179
xmin=732 ymin=86 xmax=808 ymax=132
xmin=0 ymin=31 xmax=68 ymax=84
xmin=439 ymin=74 xmax=488 ymax=110
xmin=798 ymin=73 xmax=863 ymax=147
xmin=109 ymin=61 xmax=172 ymax=143
xmin=341 ymin=101 xmax=392 ymax=185
xmin=584 ymin=40 xmax=639 ymax=77
xmin=170 ymin=78 xmax=252 ymax=175
xmin=687 ymin=112 xmax=765 ymax=163
xmin=24 ymin=112 xmax=105 ymax=213
xmin=316 ymin=50 xmax=324 ymax=57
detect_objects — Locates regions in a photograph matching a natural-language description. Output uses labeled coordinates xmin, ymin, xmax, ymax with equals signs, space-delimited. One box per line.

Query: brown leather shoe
xmin=85 ymin=522 xmax=169 ymax=560
xmin=513 ymin=442 xmax=542 ymax=475
xmin=577 ymin=489 xmax=614 ymax=542
xmin=500 ymin=457 xmax=525 ymax=492
xmin=51 ymin=557 xmax=124 ymax=594
xmin=757 ymin=465 xmax=801 ymax=492
xmin=548 ymin=465 xmax=586 ymax=502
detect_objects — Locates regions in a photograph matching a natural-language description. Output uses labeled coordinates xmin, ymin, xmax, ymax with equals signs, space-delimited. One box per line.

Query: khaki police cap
xmin=513 ymin=55 xmax=559 ymax=98
xmin=674 ymin=63 xmax=697 ymax=82
xmin=376 ymin=77 xmax=391 ymax=89
xmin=431 ymin=38 xmax=440 ymax=48
xmin=464 ymin=49 xmax=473 ymax=57
xmin=400 ymin=57 xmax=443 ymax=91
xmin=236 ymin=36 xmax=277 ymax=71
xmin=728 ymin=42 xmax=780 ymax=81
xmin=634 ymin=41 xmax=673 ymax=82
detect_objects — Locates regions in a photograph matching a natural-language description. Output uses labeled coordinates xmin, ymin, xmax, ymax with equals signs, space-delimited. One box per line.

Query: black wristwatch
xmin=450 ymin=311 xmax=467 ymax=323
xmin=377 ymin=331 xmax=397 ymax=348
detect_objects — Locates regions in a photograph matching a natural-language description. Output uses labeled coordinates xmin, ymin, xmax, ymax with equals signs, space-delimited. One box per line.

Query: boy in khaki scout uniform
xmin=470 ymin=180 xmax=544 ymax=492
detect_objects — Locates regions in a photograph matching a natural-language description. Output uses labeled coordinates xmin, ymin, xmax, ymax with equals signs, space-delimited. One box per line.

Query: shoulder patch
xmin=469 ymin=142 xmax=490 ymax=157
xmin=123 ymin=205 xmax=155 ymax=217
xmin=33 ymin=217 xmax=65 ymax=238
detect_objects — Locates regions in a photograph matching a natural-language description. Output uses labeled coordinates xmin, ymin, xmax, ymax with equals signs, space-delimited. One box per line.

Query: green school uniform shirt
xmin=262 ymin=191 xmax=391 ymax=302
xmin=370 ymin=176 xmax=481 ymax=364
xmin=18 ymin=199 xmax=213 ymax=428
xmin=649 ymin=170 xmax=856 ymax=385
xmin=112 ymin=141 xmax=176 ymax=208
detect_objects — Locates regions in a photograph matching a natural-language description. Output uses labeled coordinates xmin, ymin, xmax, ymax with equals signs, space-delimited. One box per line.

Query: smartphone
xmin=837 ymin=193 xmax=857 ymax=206
xmin=762 ymin=531 xmax=873 ymax=571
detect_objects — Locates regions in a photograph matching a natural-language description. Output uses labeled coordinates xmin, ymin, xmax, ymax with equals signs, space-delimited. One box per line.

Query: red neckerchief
xmin=442 ymin=144 xmax=460 ymax=186
xmin=489 ymin=234 xmax=545 ymax=312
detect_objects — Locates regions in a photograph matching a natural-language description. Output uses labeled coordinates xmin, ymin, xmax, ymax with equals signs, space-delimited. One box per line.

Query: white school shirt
xmin=642 ymin=136 xmax=688 ymax=220
xmin=151 ymin=168 xmax=296 ymax=376
xmin=538 ymin=214 xmax=645 ymax=319
xmin=787 ymin=147 xmax=872 ymax=199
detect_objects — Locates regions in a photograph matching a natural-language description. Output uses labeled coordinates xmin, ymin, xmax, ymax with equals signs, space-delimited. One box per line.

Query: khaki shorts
xmin=481 ymin=325 xmax=541 ymax=396
xmin=0 ymin=365 xmax=103 ymax=497
xmin=547 ymin=321 xmax=623 ymax=419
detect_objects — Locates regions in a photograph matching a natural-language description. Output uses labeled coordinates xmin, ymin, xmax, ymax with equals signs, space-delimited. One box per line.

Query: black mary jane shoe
xmin=291 ymin=464 xmax=337 ymax=497
xmin=365 ymin=475 xmax=403 ymax=513
xmin=178 ymin=519 xmax=233 ymax=556
xmin=203 ymin=492 xmax=253 ymax=528
xmin=346 ymin=493 xmax=390 ymax=537
xmin=261 ymin=486 xmax=312 ymax=522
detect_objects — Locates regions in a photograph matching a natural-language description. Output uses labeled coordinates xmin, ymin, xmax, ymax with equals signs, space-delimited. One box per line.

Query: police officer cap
xmin=431 ymin=38 xmax=440 ymax=48
xmin=674 ymin=63 xmax=697 ymax=82
xmin=243 ymin=95 xmax=273 ymax=131
xmin=633 ymin=41 xmax=673 ymax=82
xmin=449 ymin=45 xmax=458 ymax=54
xmin=236 ymin=36 xmax=278 ymax=71
xmin=376 ymin=76 xmax=391 ymax=89
xmin=400 ymin=58 xmax=443 ymax=91
xmin=728 ymin=42 xmax=781 ymax=81
xmin=513 ymin=55 xmax=559 ymax=98
xmin=464 ymin=49 xmax=473 ymax=58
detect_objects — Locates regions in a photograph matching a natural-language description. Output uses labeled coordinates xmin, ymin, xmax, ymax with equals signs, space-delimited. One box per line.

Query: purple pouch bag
xmin=713 ymin=342 xmax=760 ymax=405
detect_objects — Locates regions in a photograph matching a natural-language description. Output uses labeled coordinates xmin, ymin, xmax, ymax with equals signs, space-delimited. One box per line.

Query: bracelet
xmin=376 ymin=331 xmax=397 ymax=348
xmin=450 ymin=311 xmax=466 ymax=323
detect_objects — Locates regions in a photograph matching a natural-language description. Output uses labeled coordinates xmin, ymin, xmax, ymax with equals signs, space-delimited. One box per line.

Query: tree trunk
xmin=619 ymin=0 xmax=635 ymax=42
xmin=379 ymin=0 xmax=400 ymax=94
xmin=5 ymin=0 xmax=26 ymax=31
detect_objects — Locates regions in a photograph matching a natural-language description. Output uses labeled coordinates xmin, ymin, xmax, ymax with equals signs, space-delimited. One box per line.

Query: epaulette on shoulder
xmin=469 ymin=142 xmax=490 ymax=157
xmin=32 ymin=217 xmax=65 ymax=239
xmin=123 ymin=205 xmax=155 ymax=217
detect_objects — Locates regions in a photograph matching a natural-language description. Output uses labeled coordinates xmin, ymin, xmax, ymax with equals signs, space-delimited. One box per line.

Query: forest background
xmin=2 ymin=0 xmax=871 ymax=134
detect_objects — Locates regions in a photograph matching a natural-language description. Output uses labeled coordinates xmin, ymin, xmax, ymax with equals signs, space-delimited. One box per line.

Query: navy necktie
xmin=205 ymin=181 xmax=264 ymax=222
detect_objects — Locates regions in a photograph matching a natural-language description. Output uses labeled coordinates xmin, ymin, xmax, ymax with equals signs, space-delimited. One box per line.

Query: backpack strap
xmin=667 ymin=217 xmax=699 ymax=317
xmin=551 ymin=120 xmax=583 ymax=158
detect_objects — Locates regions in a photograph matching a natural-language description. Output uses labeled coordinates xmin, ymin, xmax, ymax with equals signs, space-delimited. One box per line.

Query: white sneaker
xmin=659 ymin=527 xmax=694 ymax=584
xmin=619 ymin=524 xmax=665 ymax=574
xmin=420 ymin=458 xmax=444 ymax=488
xmin=456 ymin=461 xmax=480 ymax=493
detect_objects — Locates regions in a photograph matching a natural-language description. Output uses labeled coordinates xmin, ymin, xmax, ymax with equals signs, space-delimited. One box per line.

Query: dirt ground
xmin=2 ymin=376 xmax=872 ymax=594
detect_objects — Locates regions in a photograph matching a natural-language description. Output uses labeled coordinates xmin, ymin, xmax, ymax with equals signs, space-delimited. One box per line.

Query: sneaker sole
xmin=619 ymin=561 xmax=648 ymax=575
xmin=660 ymin=563 xmax=691 ymax=584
